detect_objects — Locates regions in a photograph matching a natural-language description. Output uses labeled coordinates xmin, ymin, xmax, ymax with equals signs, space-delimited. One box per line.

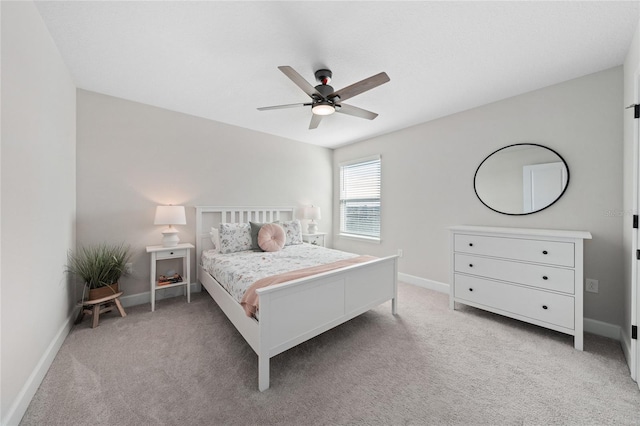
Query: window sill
xmin=338 ymin=233 xmax=381 ymax=244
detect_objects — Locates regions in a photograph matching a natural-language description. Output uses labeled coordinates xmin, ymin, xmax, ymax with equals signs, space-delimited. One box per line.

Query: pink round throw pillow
xmin=258 ymin=223 xmax=286 ymax=252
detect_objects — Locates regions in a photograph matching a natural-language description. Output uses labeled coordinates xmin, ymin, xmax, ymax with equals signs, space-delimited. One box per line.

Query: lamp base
xmin=307 ymin=222 xmax=318 ymax=234
xmin=161 ymin=229 xmax=180 ymax=247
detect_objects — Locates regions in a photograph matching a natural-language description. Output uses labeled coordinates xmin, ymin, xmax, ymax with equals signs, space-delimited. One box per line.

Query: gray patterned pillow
xmin=218 ymin=223 xmax=252 ymax=254
xmin=274 ymin=220 xmax=303 ymax=245
xmin=249 ymin=221 xmax=265 ymax=251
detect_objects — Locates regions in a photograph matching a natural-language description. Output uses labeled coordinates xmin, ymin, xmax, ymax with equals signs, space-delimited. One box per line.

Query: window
xmin=339 ymin=156 xmax=381 ymax=239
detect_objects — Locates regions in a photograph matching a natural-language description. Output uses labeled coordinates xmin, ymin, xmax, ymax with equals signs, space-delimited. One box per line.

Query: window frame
xmin=338 ymin=155 xmax=382 ymax=242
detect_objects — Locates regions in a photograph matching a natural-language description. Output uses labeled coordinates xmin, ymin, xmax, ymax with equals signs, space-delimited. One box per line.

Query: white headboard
xmin=195 ymin=206 xmax=295 ymax=273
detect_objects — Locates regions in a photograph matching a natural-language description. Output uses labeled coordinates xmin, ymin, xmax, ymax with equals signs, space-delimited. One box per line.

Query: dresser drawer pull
xmin=542 ymin=250 xmax=548 ymax=255
xmin=469 ymin=243 xmax=473 ymax=247
xmin=542 ymin=276 xmax=548 ymax=280
xmin=469 ymin=288 xmax=474 ymax=292
xmin=469 ymin=264 xmax=473 ymax=267
xmin=542 ymin=305 xmax=548 ymax=310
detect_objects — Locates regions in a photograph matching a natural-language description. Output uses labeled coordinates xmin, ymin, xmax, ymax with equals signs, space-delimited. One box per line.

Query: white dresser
xmin=449 ymin=226 xmax=592 ymax=350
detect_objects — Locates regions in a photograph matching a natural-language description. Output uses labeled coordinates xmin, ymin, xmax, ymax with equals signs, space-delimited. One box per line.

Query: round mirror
xmin=474 ymin=143 xmax=569 ymax=215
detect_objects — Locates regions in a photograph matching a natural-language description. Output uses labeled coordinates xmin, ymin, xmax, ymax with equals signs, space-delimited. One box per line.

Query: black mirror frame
xmin=473 ymin=143 xmax=570 ymax=216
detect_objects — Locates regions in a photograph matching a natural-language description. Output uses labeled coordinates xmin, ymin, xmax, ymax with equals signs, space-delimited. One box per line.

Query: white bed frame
xmin=195 ymin=206 xmax=398 ymax=391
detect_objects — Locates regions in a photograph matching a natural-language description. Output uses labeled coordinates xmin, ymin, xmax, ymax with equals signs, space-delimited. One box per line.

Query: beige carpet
xmin=20 ymin=283 xmax=640 ymax=425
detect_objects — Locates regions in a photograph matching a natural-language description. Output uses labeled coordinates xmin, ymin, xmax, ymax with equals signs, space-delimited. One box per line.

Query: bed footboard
xmin=256 ymin=255 xmax=398 ymax=391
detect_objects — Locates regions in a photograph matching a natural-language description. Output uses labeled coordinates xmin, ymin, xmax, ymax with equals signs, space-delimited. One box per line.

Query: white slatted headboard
xmin=195 ymin=206 xmax=295 ymax=279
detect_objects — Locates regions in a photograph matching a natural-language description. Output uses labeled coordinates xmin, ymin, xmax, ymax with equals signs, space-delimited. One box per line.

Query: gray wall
xmin=76 ymin=90 xmax=333 ymax=297
xmin=1 ymin=2 xmax=77 ymax=423
xmin=333 ymin=67 xmax=624 ymax=327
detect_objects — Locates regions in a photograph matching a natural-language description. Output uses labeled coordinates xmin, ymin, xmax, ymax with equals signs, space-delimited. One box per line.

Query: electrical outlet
xmin=586 ymin=278 xmax=599 ymax=293
xmin=397 ymin=249 xmax=403 ymax=257
xmin=125 ymin=262 xmax=133 ymax=275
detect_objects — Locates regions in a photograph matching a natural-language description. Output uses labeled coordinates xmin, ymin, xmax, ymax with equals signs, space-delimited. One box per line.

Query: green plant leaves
xmin=67 ymin=243 xmax=131 ymax=289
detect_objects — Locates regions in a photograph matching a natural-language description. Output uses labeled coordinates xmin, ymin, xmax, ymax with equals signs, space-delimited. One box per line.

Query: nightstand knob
xmin=469 ymin=243 xmax=473 ymax=247
xmin=469 ymin=264 xmax=473 ymax=268
xmin=170 ymin=252 xmax=174 ymax=255
xmin=542 ymin=305 xmax=548 ymax=310
xmin=542 ymin=276 xmax=548 ymax=280
xmin=542 ymin=250 xmax=548 ymax=255
xmin=469 ymin=288 xmax=474 ymax=292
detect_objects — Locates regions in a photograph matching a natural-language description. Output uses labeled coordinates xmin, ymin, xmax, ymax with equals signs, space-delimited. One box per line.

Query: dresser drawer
xmin=454 ymin=234 xmax=574 ymax=267
xmin=155 ymin=248 xmax=187 ymax=260
xmin=454 ymin=253 xmax=575 ymax=294
xmin=454 ymin=274 xmax=574 ymax=329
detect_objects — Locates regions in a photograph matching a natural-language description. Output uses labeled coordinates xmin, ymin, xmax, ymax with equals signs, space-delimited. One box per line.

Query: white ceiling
xmin=34 ymin=1 xmax=640 ymax=149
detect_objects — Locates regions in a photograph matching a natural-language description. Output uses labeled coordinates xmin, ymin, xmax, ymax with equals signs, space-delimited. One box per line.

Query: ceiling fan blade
xmin=309 ymin=114 xmax=323 ymax=129
xmin=278 ymin=66 xmax=322 ymax=99
xmin=330 ymin=72 xmax=390 ymax=103
xmin=336 ymin=103 xmax=379 ymax=120
xmin=257 ymin=103 xmax=309 ymax=111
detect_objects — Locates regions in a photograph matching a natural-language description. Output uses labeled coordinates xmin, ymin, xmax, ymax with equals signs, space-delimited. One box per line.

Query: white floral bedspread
xmin=201 ymin=244 xmax=358 ymax=304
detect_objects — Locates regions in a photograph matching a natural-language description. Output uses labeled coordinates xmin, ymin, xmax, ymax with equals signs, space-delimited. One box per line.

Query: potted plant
xmin=67 ymin=243 xmax=132 ymax=301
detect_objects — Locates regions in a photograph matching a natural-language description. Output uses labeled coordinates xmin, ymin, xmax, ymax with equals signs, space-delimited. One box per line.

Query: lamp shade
xmin=303 ymin=206 xmax=321 ymax=221
xmin=154 ymin=205 xmax=186 ymax=226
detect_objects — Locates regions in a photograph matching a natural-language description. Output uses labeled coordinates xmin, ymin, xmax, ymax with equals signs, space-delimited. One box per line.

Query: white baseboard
xmin=584 ymin=317 xmax=621 ymax=341
xmin=120 ymin=282 xmax=201 ymax=308
xmin=2 ymin=308 xmax=76 ymax=426
xmin=398 ymin=272 xmax=449 ymax=294
xmin=400 ymin=273 xmax=623 ymax=342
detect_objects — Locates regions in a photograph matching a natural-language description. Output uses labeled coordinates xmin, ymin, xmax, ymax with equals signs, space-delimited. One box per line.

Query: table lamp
xmin=154 ymin=205 xmax=186 ymax=247
xmin=302 ymin=205 xmax=321 ymax=234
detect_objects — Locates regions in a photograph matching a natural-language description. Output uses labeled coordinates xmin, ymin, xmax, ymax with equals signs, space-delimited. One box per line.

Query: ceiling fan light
xmin=312 ymin=103 xmax=335 ymax=116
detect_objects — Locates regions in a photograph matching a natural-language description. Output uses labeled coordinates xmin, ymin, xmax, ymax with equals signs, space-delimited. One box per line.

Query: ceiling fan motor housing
xmin=315 ymin=69 xmax=332 ymax=85
xmin=315 ymin=84 xmax=335 ymax=100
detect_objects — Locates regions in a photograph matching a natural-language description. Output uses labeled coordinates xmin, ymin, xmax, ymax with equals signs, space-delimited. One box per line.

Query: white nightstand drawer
xmin=454 ymin=253 xmax=575 ymax=294
xmin=306 ymin=235 xmax=323 ymax=245
xmin=155 ymin=248 xmax=187 ymax=260
xmin=454 ymin=234 xmax=574 ymax=267
xmin=454 ymin=274 xmax=575 ymax=329
xmin=302 ymin=233 xmax=326 ymax=247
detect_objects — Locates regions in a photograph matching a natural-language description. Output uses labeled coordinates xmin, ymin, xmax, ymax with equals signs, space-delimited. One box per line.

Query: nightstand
xmin=146 ymin=243 xmax=194 ymax=312
xmin=302 ymin=232 xmax=327 ymax=247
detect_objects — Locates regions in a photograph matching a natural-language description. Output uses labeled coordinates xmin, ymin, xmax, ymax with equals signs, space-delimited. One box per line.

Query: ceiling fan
xmin=257 ymin=66 xmax=390 ymax=129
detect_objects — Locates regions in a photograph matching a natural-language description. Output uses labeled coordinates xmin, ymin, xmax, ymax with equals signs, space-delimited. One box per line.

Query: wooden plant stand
xmin=75 ymin=292 xmax=126 ymax=328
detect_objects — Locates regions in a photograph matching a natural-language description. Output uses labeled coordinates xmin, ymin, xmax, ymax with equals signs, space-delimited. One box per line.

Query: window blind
xmin=339 ymin=157 xmax=381 ymax=238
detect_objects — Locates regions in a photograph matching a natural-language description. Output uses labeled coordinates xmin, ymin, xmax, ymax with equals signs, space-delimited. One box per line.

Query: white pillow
xmin=275 ymin=219 xmax=303 ymax=245
xmin=218 ymin=222 xmax=252 ymax=254
xmin=209 ymin=227 xmax=220 ymax=252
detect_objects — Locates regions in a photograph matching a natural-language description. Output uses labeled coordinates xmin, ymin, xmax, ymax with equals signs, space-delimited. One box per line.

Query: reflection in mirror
xmin=474 ymin=144 xmax=569 ymax=215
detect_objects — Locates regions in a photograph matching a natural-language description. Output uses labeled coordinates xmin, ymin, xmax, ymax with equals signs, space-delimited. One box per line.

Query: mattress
xmin=201 ymin=243 xmax=358 ymax=305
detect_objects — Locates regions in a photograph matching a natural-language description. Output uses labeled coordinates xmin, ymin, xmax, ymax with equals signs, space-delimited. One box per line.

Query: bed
xmin=196 ymin=206 xmax=399 ymax=391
